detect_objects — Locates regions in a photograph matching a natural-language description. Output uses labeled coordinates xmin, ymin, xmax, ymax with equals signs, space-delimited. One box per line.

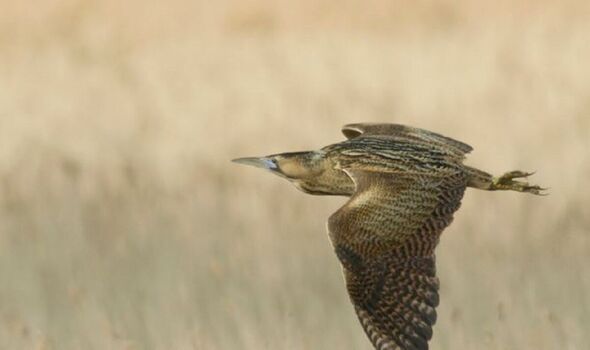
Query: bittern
xmin=233 ymin=123 xmax=544 ymax=350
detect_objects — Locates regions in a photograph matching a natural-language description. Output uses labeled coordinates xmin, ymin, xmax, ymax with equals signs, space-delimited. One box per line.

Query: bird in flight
xmin=233 ymin=123 xmax=544 ymax=350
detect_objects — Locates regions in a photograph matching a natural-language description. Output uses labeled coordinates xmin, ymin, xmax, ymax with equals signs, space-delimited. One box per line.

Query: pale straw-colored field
xmin=0 ymin=1 xmax=589 ymax=349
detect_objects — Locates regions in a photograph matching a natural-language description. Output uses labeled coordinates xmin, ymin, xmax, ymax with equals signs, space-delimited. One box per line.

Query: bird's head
xmin=232 ymin=151 xmax=331 ymax=194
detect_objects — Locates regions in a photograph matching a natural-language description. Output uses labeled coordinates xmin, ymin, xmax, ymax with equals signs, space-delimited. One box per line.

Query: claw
xmin=491 ymin=170 xmax=547 ymax=196
xmin=522 ymin=185 xmax=549 ymax=196
xmin=498 ymin=170 xmax=535 ymax=181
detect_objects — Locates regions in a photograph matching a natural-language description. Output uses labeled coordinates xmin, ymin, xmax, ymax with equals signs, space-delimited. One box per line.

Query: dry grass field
xmin=1 ymin=1 xmax=589 ymax=349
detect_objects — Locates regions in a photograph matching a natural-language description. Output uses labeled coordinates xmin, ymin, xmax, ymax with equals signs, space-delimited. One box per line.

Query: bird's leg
xmin=490 ymin=171 xmax=546 ymax=195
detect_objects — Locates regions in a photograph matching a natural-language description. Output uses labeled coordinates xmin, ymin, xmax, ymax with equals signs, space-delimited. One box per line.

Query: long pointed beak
xmin=232 ymin=156 xmax=278 ymax=170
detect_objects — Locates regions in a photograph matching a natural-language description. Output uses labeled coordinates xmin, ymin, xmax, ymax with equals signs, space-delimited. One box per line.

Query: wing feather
xmin=342 ymin=123 xmax=473 ymax=160
xmin=328 ymin=168 xmax=468 ymax=350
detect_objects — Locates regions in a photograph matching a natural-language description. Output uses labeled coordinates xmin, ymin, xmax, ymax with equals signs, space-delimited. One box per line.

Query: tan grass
xmin=0 ymin=1 xmax=589 ymax=349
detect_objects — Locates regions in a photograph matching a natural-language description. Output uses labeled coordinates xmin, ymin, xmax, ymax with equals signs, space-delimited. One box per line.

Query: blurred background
xmin=1 ymin=0 xmax=589 ymax=349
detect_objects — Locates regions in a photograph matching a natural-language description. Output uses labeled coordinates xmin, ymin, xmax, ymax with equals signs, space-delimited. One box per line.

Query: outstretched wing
xmin=342 ymin=123 xmax=472 ymax=160
xmin=328 ymin=169 xmax=468 ymax=350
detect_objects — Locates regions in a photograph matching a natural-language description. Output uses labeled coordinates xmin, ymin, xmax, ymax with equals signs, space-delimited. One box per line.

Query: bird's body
xmin=233 ymin=123 xmax=543 ymax=350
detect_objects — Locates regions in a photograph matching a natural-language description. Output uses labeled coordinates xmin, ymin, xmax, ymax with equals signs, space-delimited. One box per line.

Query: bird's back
xmin=324 ymin=136 xmax=466 ymax=175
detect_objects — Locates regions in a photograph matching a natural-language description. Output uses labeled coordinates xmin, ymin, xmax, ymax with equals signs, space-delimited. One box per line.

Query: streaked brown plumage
xmin=233 ymin=123 xmax=544 ymax=350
